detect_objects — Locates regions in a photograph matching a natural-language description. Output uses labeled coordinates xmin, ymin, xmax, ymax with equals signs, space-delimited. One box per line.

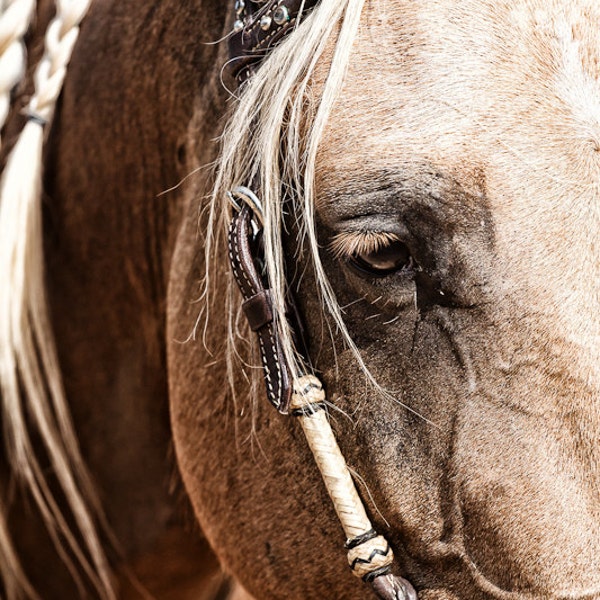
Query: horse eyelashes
xmin=329 ymin=230 xmax=401 ymax=259
xmin=330 ymin=231 xmax=415 ymax=279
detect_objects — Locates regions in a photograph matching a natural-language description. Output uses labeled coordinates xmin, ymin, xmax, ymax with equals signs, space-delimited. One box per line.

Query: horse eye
xmin=347 ymin=240 xmax=414 ymax=278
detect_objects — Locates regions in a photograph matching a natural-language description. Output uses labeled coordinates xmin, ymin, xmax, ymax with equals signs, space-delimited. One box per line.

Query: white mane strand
xmin=0 ymin=5 xmax=38 ymax=598
xmin=209 ymin=0 xmax=370 ymax=389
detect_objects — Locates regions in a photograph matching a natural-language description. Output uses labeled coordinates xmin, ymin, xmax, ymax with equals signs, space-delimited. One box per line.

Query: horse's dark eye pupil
xmin=349 ymin=240 xmax=413 ymax=278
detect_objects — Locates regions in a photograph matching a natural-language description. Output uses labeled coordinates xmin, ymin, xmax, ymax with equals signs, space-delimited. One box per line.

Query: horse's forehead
xmin=355 ymin=0 xmax=600 ymax=96
xmin=319 ymin=0 xmax=600 ymax=251
xmin=322 ymin=0 xmax=600 ymax=183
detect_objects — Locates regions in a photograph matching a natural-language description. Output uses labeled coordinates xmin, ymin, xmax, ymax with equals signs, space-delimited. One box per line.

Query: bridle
xmin=229 ymin=0 xmax=319 ymax=82
xmin=227 ymin=3 xmax=418 ymax=599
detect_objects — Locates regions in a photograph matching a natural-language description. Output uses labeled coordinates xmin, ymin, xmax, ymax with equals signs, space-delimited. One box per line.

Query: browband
xmin=229 ymin=0 xmax=320 ymax=82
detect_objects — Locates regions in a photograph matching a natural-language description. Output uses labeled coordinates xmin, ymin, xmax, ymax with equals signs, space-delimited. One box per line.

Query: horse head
xmin=2 ymin=0 xmax=600 ymax=598
xmin=170 ymin=0 xmax=600 ymax=598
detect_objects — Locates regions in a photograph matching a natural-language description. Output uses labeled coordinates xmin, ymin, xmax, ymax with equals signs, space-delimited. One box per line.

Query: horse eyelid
xmin=329 ymin=230 xmax=402 ymax=260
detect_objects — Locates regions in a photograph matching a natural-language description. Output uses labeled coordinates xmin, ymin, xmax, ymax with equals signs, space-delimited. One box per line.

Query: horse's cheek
xmin=167 ymin=248 xmax=363 ymax=597
xmin=455 ymin=396 xmax=600 ymax=593
xmin=169 ymin=369 xmax=367 ymax=599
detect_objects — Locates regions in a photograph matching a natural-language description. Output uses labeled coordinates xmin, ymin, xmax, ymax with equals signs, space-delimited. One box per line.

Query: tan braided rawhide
xmin=228 ymin=189 xmax=417 ymax=600
xmin=290 ymin=379 xmax=417 ymax=599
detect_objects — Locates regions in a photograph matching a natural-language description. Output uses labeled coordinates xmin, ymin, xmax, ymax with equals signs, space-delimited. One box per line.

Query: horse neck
xmin=0 ymin=1 xmax=231 ymax=597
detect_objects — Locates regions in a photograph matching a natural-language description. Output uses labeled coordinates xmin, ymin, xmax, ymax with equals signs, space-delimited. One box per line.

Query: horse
xmin=2 ymin=0 xmax=600 ymax=598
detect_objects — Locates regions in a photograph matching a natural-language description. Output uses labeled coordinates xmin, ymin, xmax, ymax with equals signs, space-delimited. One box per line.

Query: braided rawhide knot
xmin=346 ymin=532 xmax=417 ymax=599
xmin=290 ymin=374 xmax=325 ymax=415
xmin=347 ymin=533 xmax=394 ymax=579
xmin=346 ymin=533 xmax=417 ymax=599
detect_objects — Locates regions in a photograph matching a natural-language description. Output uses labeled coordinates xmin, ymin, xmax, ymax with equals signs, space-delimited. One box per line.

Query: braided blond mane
xmin=0 ymin=0 xmax=34 ymax=141
xmin=0 ymin=9 xmax=37 ymax=595
xmin=0 ymin=1 xmax=114 ymax=598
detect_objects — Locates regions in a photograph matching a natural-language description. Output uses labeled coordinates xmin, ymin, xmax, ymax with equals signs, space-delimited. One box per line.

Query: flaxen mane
xmin=0 ymin=1 xmax=112 ymax=598
xmin=209 ymin=0 xmax=374 ymax=387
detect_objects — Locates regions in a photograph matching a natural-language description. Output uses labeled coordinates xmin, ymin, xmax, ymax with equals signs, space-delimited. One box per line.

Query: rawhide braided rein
xmin=227 ymin=188 xmax=417 ymax=600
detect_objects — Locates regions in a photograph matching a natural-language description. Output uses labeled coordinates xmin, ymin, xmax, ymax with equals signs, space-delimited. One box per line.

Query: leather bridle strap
xmin=229 ymin=0 xmax=320 ymax=82
xmin=226 ymin=2 xmax=418 ymax=598
xmin=227 ymin=197 xmax=293 ymax=413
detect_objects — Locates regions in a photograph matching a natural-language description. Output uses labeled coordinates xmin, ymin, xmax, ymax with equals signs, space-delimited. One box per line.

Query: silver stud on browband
xmin=260 ymin=15 xmax=272 ymax=30
xmin=273 ymin=5 xmax=290 ymax=25
xmin=234 ymin=2 xmax=291 ymax=36
xmin=233 ymin=0 xmax=246 ymax=33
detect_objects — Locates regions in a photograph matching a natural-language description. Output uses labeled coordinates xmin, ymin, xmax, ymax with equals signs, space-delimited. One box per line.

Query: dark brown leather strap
xmin=226 ymin=2 xmax=320 ymax=406
xmin=229 ymin=0 xmax=320 ymax=82
xmin=228 ymin=205 xmax=293 ymax=413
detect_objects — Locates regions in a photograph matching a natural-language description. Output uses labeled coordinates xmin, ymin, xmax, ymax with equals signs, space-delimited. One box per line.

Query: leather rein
xmin=226 ymin=3 xmax=418 ymax=598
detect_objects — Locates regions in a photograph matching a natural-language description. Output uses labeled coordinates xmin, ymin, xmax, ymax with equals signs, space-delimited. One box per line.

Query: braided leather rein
xmin=227 ymin=4 xmax=418 ymax=599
